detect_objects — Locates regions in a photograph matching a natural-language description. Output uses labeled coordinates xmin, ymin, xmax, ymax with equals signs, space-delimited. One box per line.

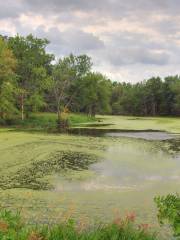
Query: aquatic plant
xmin=0 ymin=151 xmax=98 ymax=190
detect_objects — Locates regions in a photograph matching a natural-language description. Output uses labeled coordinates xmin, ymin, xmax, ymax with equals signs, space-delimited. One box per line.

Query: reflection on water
xmin=51 ymin=133 xmax=180 ymax=238
xmin=55 ymin=138 xmax=180 ymax=193
xmin=105 ymin=131 xmax=178 ymax=140
xmin=1 ymin=130 xmax=179 ymax=238
xmin=69 ymin=127 xmax=179 ymax=139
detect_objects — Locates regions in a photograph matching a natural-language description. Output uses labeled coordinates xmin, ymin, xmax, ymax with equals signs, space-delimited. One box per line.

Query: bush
xmin=154 ymin=194 xmax=180 ymax=238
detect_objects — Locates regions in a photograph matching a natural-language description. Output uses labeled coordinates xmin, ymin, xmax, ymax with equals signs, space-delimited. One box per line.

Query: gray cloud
xmin=107 ymin=48 xmax=170 ymax=66
xmin=0 ymin=0 xmax=23 ymax=19
xmin=24 ymin=0 xmax=106 ymax=12
xmin=11 ymin=24 xmax=104 ymax=56
xmin=35 ymin=27 xmax=105 ymax=55
xmin=0 ymin=0 xmax=180 ymax=82
xmin=22 ymin=0 xmax=180 ymax=19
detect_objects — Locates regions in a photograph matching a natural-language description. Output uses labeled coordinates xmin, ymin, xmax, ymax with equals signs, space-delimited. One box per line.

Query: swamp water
xmin=55 ymin=132 xmax=180 ymax=219
xmin=0 ymin=129 xmax=179 ymax=238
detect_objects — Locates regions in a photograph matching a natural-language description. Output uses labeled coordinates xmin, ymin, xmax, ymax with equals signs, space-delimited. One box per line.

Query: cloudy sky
xmin=0 ymin=0 xmax=180 ymax=82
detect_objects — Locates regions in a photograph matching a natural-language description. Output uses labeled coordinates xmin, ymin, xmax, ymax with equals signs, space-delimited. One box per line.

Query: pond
xmin=55 ymin=131 xmax=180 ymax=219
xmin=0 ymin=129 xmax=179 ymax=238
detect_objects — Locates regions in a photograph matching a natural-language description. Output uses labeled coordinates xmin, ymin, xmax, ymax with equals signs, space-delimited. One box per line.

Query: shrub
xmin=154 ymin=194 xmax=180 ymax=238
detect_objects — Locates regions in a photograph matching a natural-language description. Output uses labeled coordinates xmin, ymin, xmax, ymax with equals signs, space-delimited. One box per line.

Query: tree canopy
xmin=0 ymin=37 xmax=17 ymax=119
xmin=0 ymin=33 xmax=179 ymax=127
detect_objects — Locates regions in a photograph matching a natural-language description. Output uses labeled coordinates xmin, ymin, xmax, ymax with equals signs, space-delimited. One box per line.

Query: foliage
xmin=154 ymin=194 xmax=180 ymax=238
xmin=0 ymin=209 xmax=157 ymax=240
xmin=0 ymin=33 xmax=180 ymax=130
xmin=8 ymin=34 xmax=54 ymax=120
xmin=0 ymin=81 xmax=18 ymax=121
xmin=51 ymin=54 xmax=92 ymax=125
xmin=74 ymin=72 xmax=111 ymax=116
xmin=0 ymin=37 xmax=17 ymax=119
xmin=111 ymin=76 xmax=180 ymax=116
xmin=7 ymin=112 xmax=96 ymax=130
xmin=0 ymin=37 xmax=16 ymax=83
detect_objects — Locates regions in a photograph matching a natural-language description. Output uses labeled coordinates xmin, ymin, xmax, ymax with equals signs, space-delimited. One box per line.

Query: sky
xmin=0 ymin=0 xmax=180 ymax=83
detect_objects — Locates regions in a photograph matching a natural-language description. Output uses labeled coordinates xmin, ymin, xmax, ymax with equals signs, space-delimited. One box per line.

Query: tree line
xmin=111 ymin=76 xmax=180 ymax=116
xmin=0 ymin=34 xmax=180 ymax=126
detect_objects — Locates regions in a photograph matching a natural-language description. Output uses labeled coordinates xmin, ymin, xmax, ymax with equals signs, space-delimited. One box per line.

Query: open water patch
xmin=105 ymin=131 xmax=178 ymax=140
xmin=69 ymin=127 xmax=178 ymax=140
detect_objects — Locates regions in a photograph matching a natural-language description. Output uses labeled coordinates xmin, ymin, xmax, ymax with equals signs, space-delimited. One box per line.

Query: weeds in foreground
xmin=155 ymin=194 xmax=180 ymax=238
xmin=0 ymin=209 xmax=157 ymax=240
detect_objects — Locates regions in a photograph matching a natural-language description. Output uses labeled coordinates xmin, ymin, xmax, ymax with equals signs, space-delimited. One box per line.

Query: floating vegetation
xmin=0 ymin=129 xmax=179 ymax=235
xmin=163 ymin=138 xmax=180 ymax=154
xmin=0 ymin=151 xmax=98 ymax=190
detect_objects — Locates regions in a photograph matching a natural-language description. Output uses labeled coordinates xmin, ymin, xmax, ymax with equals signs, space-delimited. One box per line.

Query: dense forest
xmin=0 ymin=34 xmax=180 ymax=126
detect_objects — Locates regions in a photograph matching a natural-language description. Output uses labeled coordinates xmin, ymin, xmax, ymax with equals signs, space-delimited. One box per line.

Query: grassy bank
xmin=0 ymin=209 xmax=157 ymax=240
xmin=1 ymin=113 xmax=96 ymax=131
xmin=1 ymin=113 xmax=179 ymax=133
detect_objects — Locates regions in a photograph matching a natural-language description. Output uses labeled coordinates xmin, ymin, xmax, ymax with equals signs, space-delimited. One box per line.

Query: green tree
xmin=0 ymin=37 xmax=17 ymax=120
xmin=77 ymin=72 xmax=111 ymax=116
xmin=110 ymin=77 xmax=174 ymax=116
xmin=145 ymin=77 xmax=163 ymax=116
xmin=51 ymin=54 xmax=92 ymax=125
xmin=8 ymin=34 xmax=54 ymax=120
xmin=110 ymin=82 xmax=124 ymax=115
xmin=169 ymin=76 xmax=180 ymax=115
xmin=160 ymin=76 xmax=177 ymax=115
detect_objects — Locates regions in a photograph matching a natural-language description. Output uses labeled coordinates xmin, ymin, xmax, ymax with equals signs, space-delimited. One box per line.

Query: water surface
xmin=0 ymin=130 xmax=179 ymax=239
xmin=53 ymin=132 xmax=180 ymax=227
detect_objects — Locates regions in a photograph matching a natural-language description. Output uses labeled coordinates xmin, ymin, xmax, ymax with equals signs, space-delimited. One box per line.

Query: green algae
xmin=0 ymin=151 xmax=98 ymax=190
xmin=82 ymin=115 xmax=180 ymax=134
xmin=0 ymin=125 xmax=179 ymax=240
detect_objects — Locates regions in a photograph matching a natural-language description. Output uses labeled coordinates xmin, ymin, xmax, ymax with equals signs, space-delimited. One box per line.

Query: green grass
xmin=9 ymin=112 xmax=96 ymax=131
xmin=68 ymin=114 xmax=96 ymax=125
xmin=0 ymin=209 xmax=157 ymax=240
